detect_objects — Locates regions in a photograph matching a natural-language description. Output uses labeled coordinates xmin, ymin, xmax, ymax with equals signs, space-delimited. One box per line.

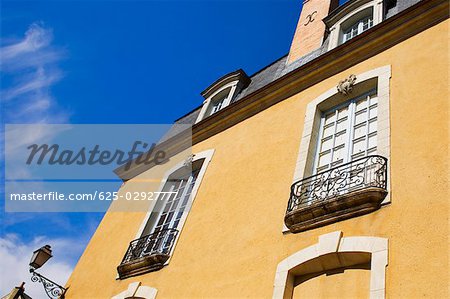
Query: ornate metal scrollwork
xmin=120 ymin=228 xmax=179 ymax=265
xmin=287 ymin=155 xmax=387 ymax=213
xmin=337 ymin=74 xmax=357 ymax=95
xmin=30 ymin=269 xmax=67 ymax=299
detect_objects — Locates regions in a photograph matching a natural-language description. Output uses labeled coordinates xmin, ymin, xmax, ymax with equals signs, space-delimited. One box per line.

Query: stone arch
xmin=273 ymin=231 xmax=388 ymax=299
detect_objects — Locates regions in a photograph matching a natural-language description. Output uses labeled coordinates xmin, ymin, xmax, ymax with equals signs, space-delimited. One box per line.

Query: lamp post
xmin=29 ymin=245 xmax=68 ymax=299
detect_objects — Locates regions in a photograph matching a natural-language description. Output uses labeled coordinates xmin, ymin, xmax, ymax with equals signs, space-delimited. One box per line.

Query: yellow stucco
xmin=66 ymin=19 xmax=449 ymax=298
xmin=292 ymin=268 xmax=371 ymax=299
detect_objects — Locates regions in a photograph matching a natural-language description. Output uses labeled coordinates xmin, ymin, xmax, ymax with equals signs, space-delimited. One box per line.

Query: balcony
xmin=285 ymin=155 xmax=387 ymax=233
xmin=117 ymin=228 xmax=178 ymax=279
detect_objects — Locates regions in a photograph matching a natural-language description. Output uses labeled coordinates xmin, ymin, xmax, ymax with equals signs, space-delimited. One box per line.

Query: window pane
xmin=324 ymin=112 xmax=336 ymax=125
xmin=320 ymin=136 xmax=333 ymax=152
xmin=323 ymin=123 xmax=335 ymax=137
xmin=338 ymin=106 xmax=348 ymax=119
xmin=355 ymin=109 xmax=367 ymax=124
xmin=342 ymin=14 xmax=374 ymax=43
xmin=354 ymin=123 xmax=366 ymax=139
xmin=370 ymin=96 xmax=378 ymax=105
xmin=333 ymin=145 xmax=345 ymax=163
xmin=336 ymin=118 xmax=348 ymax=132
xmin=368 ymin=133 xmax=377 ymax=149
xmin=369 ymin=119 xmax=377 ymax=134
xmin=145 ymin=164 xmax=203 ymax=238
xmin=318 ymin=151 xmax=331 ymax=167
xmin=352 ymin=137 xmax=366 ymax=154
xmin=335 ymin=130 xmax=348 ymax=147
xmin=356 ymin=98 xmax=368 ymax=111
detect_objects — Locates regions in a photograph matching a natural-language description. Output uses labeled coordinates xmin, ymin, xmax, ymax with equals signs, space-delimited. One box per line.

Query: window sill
xmin=284 ymin=186 xmax=387 ymax=233
xmin=117 ymin=253 xmax=169 ymax=279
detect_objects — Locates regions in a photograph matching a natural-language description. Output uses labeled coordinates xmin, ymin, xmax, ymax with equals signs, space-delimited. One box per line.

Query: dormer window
xmin=325 ymin=0 xmax=383 ymax=51
xmin=341 ymin=12 xmax=374 ymax=43
xmin=196 ymin=69 xmax=250 ymax=123
xmin=205 ymin=87 xmax=232 ymax=117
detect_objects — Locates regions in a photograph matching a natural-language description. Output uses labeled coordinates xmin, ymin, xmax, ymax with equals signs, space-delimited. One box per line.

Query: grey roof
xmin=165 ymin=0 xmax=420 ymax=137
xmin=232 ymin=55 xmax=288 ymax=102
xmin=159 ymin=108 xmax=201 ymax=143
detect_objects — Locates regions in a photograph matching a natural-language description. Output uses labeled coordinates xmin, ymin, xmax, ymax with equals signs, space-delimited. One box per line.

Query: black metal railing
xmin=120 ymin=228 xmax=178 ymax=265
xmin=287 ymin=155 xmax=387 ymax=213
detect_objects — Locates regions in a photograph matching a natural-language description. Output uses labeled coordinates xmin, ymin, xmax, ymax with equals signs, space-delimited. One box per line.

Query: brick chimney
xmin=287 ymin=0 xmax=339 ymax=64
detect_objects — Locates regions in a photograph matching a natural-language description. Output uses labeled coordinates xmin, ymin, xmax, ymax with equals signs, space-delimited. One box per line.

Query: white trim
xmin=273 ymin=231 xmax=388 ymax=299
xmin=133 ymin=149 xmax=215 ymax=266
xmin=327 ymin=0 xmax=384 ymax=51
xmin=112 ymin=282 xmax=157 ymax=299
xmin=195 ymin=81 xmax=238 ymax=123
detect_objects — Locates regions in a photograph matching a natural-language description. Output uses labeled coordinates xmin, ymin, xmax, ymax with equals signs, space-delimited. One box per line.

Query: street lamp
xmin=29 ymin=245 xmax=52 ymax=269
xmin=29 ymin=245 xmax=68 ymax=299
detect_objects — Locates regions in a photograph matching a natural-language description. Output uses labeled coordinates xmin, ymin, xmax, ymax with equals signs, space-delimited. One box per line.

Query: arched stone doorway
xmin=273 ymin=231 xmax=388 ymax=299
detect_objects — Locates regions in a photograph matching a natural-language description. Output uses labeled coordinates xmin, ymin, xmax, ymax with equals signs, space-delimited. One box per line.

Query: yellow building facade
xmin=66 ymin=0 xmax=449 ymax=298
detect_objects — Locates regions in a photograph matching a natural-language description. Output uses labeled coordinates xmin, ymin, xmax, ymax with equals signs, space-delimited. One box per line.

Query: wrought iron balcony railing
xmin=118 ymin=228 xmax=178 ymax=279
xmin=285 ymin=155 xmax=387 ymax=233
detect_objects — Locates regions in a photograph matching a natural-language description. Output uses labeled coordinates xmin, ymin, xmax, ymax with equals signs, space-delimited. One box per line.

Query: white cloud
xmin=0 ymin=234 xmax=76 ymax=298
xmin=1 ymin=23 xmax=52 ymax=61
xmin=1 ymin=22 xmax=70 ymax=174
xmin=2 ymin=67 xmax=63 ymax=102
xmin=0 ymin=21 xmax=69 ymax=125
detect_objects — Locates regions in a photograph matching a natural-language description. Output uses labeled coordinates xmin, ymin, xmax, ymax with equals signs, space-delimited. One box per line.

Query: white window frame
xmin=285 ymin=66 xmax=391 ymax=233
xmin=195 ymin=81 xmax=238 ymax=122
xmin=133 ymin=149 xmax=215 ymax=265
xmin=313 ymin=89 xmax=378 ymax=174
xmin=327 ymin=0 xmax=383 ymax=51
xmin=342 ymin=14 xmax=374 ymax=43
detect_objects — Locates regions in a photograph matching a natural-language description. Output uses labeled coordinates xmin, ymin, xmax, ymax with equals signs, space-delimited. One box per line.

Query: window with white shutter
xmin=314 ymin=89 xmax=378 ymax=174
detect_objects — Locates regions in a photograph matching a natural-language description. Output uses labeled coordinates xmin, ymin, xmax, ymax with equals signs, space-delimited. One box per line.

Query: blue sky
xmin=1 ymin=0 xmax=303 ymax=296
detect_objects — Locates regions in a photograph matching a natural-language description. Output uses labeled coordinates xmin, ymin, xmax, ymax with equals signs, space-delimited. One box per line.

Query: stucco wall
xmin=65 ymin=19 xmax=448 ymax=299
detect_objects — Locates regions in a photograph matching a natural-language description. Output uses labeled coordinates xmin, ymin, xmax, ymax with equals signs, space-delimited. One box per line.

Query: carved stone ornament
xmin=183 ymin=154 xmax=195 ymax=168
xmin=337 ymin=74 xmax=357 ymax=95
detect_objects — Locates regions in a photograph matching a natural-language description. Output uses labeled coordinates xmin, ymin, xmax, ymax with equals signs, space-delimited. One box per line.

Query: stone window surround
xmin=272 ymin=231 xmax=388 ymax=299
xmin=112 ymin=282 xmax=157 ymax=299
xmin=327 ymin=0 xmax=384 ymax=51
xmin=195 ymin=81 xmax=239 ymax=123
xmin=132 ymin=149 xmax=215 ymax=268
xmin=285 ymin=65 xmax=391 ymax=233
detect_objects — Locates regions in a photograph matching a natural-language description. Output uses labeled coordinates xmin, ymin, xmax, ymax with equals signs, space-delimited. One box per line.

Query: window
xmin=118 ymin=150 xmax=214 ymax=278
xmin=205 ymin=87 xmax=232 ymax=117
xmin=325 ymin=0 xmax=384 ymax=50
xmin=314 ymin=89 xmax=378 ymax=174
xmin=286 ymin=66 xmax=391 ymax=233
xmin=196 ymin=83 xmax=237 ymax=122
xmin=196 ymin=69 xmax=250 ymax=123
xmin=141 ymin=161 xmax=203 ymax=237
xmin=342 ymin=15 xmax=374 ymax=43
